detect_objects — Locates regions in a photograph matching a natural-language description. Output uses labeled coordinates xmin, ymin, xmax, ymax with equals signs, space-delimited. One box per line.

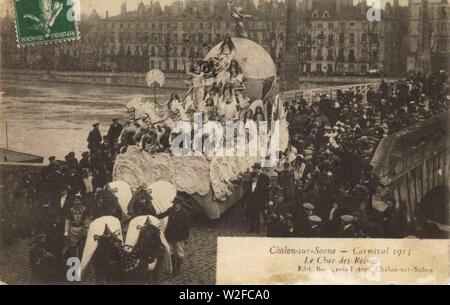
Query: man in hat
xmin=90 ymin=148 xmax=108 ymax=189
xmin=65 ymin=168 xmax=83 ymax=198
xmin=78 ymin=152 xmax=90 ymax=175
xmin=41 ymin=156 xmax=58 ymax=178
xmin=293 ymin=203 xmax=314 ymax=237
xmin=337 ymin=215 xmax=357 ymax=238
xmin=107 ymin=118 xmax=123 ymax=149
xmin=156 ymin=197 xmax=191 ymax=276
xmin=244 ymin=163 xmax=270 ymax=233
xmin=64 ymin=152 xmax=78 ymax=173
xmin=87 ymin=123 xmax=102 ymax=153
xmin=307 ymin=215 xmax=322 ymax=237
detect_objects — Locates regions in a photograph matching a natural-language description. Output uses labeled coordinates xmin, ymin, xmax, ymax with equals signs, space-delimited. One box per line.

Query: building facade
xmin=407 ymin=0 xmax=450 ymax=73
xmin=299 ymin=0 xmax=407 ymax=75
xmin=0 ymin=0 xmax=415 ymax=75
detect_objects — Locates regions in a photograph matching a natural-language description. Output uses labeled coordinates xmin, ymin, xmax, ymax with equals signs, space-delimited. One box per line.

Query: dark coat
xmin=87 ymin=129 xmax=102 ymax=150
xmin=244 ymin=173 xmax=270 ymax=214
xmin=107 ymin=123 xmax=123 ymax=143
xmin=65 ymin=174 xmax=83 ymax=196
xmin=162 ymin=207 xmax=191 ymax=242
xmin=78 ymin=157 xmax=90 ymax=173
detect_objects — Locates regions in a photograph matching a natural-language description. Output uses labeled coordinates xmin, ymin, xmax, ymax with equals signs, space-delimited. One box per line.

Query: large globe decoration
xmin=204 ymin=38 xmax=277 ymax=101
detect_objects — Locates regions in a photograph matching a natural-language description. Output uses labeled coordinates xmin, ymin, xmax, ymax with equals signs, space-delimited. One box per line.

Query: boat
xmin=0 ymin=148 xmax=45 ymax=179
xmin=0 ymin=148 xmax=44 ymax=163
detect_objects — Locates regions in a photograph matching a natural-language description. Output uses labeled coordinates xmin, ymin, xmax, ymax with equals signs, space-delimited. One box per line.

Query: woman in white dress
xmin=188 ymin=64 xmax=205 ymax=113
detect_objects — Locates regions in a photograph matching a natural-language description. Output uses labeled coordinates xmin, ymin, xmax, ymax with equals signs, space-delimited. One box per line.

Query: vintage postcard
xmin=0 ymin=0 xmax=448 ymax=289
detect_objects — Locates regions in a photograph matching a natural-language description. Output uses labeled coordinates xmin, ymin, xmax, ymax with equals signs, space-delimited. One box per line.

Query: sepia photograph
xmin=0 ymin=0 xmax=448 ymax=287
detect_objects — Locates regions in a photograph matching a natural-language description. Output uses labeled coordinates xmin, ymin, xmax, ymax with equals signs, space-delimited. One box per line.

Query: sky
xmin=0 ymin=0 xmax=409 ymax=18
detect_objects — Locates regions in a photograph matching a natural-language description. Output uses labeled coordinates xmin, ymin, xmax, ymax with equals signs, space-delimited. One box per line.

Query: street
xmin=0 ymin=201 xmax=263 ymax=285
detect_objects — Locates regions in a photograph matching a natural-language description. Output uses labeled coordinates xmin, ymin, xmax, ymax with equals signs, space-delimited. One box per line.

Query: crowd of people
xmin=249 ymin=71 xmax=448 ymax=239
xmin=0 ymin=116 xmax=193 ymax=283
xmin=0 ymin=65 xmax=447 ymax=283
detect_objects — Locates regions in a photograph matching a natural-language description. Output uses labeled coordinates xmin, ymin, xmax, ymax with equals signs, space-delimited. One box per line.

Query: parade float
xmin=112 ymin=38 xmax=289 ymax=219
xmin=111 ymin=1 xmax=289 ymax=219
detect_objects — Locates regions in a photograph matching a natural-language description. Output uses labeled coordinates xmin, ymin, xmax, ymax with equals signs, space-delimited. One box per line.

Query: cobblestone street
xmin=0 ymin=202 xmax=264 ymax=285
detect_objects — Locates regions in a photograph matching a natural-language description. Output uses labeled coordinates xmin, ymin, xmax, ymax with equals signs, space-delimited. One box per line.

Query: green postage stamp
xmin=13 ymin=0 xmax=80 ymax=47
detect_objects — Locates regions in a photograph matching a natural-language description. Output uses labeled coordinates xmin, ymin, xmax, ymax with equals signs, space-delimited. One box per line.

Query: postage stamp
xmin=12 ymin=0 xmax=80 ymax=47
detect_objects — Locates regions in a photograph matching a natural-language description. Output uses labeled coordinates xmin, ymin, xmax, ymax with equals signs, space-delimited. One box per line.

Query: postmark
xmin=12 ymin=0 xmax=80 ymax=47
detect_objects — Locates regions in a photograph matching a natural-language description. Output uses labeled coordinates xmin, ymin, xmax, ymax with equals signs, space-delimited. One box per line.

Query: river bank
xmin=0 ymin=78 xmax=185 ymax=160
xmin=1 ymin=69 xmax=399 ymax=91
xmin=0 ymin=69 xmax=190 ymax=90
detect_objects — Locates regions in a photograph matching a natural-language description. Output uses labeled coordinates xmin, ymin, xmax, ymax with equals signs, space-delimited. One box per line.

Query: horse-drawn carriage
xmin=79 ymin=180 xmax=176 ymax=284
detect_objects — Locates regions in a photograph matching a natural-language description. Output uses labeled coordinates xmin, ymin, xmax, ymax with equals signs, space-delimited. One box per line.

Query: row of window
xmin=99 ymin=44 xmax=209 ymax=58
xmin=304 ymin=32 xmax=379 ymax=45
xmin=308 ymin=21 xmax=380 ymax=30
xmin=89 ymin=31 xmax=381 ymax=47
xmin=303 ymin=48 xmax=379 ymax=62
xmin=106 ymin=21 xmax=232 ymax=31
xmin=105 ymin=21 xmax=286 ymax=31
xmin=304 ymin=63 xmax=375 ymax=73
xmin=115 ymin=32 xmax=223 ymax=44
xmin=88 ymin=31 xmax=288 ymax=46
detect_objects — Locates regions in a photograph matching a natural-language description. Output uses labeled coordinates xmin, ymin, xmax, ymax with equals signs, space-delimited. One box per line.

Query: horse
xmin=93 ymin=189 xmax=122 ymax=220
xmin=127 ymin=187 xmax=157 ymax=218
xmin=124 ymin=219 xmax=166 ymax=284
xmin=91 ymin=224 xmax=126 ymax=284
xmin=81 ymin=215 xmax=170 ymax=284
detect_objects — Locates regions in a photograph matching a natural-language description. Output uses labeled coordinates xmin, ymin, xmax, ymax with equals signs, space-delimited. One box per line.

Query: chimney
xmin=121 ymin=2 xmax=127 ymax=15
xmin=105 ymin=11 xmax=109 ymax=19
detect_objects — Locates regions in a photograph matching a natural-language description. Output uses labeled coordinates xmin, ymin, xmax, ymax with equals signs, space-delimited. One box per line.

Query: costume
xmin=65 ymin=204 xmax=88 ymax=254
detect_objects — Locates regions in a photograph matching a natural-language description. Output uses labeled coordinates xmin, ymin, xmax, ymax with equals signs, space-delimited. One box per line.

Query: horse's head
xmin=94 ymin=224 xmax=123 ymax=249
xmin=95 ymin=189 xmax=120 ymax=218
xmin=132 ymin=187 xmax=156 ymax=216
xmin=134 ymin=217 xmax=164 ymax=261
xmin=91 ymin=224 xmax=124 ymax=282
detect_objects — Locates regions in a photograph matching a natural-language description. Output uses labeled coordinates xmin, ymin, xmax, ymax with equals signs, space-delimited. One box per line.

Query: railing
xmin=371 ymin=112 xmax=449 ymax=222
xmin=278 ymin=82 xmax=381 ymax=104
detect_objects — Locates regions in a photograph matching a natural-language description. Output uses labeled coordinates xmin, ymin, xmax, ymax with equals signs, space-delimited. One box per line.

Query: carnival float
xmin=110 ymin=6 xmax=289 ymax=220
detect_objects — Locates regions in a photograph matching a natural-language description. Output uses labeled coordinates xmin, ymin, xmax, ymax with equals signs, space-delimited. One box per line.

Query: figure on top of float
xmin=228 ymin=0 xmax=255 ymax=38
xmin=187 ymin=62 xmax=206 ymax=113
xmin=214 ymin=37 xmax=236 ymax=87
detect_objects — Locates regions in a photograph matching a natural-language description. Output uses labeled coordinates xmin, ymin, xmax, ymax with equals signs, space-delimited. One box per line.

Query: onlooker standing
xmin=107 ymin=118 xmax=123 ymax=148
xmin=244 ymin=163 xmax=270 ymax=234
xmin=87 ymin=123 xmax=102 ymax=153
xmin=157 ymin=197 xmax=191 ymax=276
